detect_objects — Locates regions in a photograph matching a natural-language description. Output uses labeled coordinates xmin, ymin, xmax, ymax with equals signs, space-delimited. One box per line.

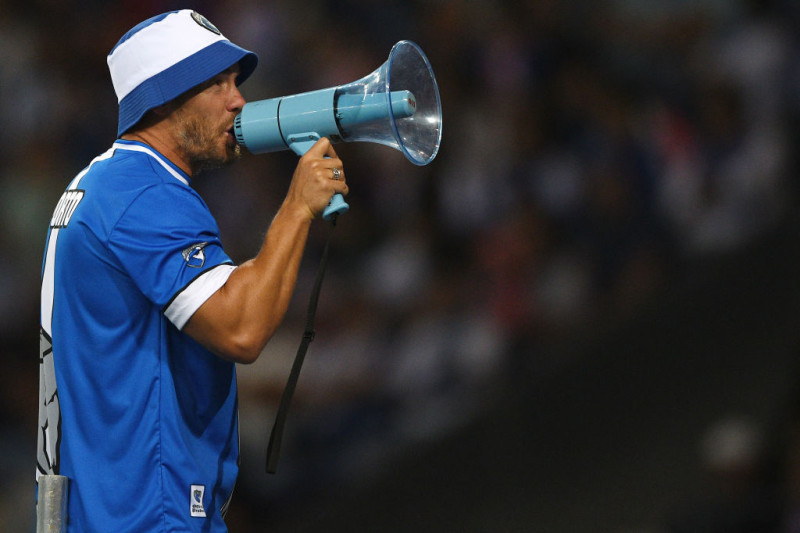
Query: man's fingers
xmin=306 ymin=136 xmax=337 ymax=158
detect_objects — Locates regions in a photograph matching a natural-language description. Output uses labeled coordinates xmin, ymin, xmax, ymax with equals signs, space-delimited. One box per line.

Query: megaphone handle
xmin=287 ymin=133 xmax=350 ymax=221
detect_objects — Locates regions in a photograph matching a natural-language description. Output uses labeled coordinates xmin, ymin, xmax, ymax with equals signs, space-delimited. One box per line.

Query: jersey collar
xmin=112 ymin=139 xmax=191 ymax=186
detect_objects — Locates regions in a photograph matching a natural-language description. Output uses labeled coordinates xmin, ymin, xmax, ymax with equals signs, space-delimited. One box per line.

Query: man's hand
xmin=284 ymin=137 xmax=349 ymax=220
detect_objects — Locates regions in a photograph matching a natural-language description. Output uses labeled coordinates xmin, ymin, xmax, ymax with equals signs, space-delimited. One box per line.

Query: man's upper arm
xmin=108 ymin=183 xmax=235 ymax=327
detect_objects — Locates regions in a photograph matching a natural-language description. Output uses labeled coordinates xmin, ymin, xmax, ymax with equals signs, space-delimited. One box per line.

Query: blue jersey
xmin=37 ymin=140 xmax=240 ymax=532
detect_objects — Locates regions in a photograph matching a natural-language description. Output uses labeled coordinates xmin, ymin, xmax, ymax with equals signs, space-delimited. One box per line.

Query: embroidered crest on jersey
xmin=50 ymin=190 xmax=85 ymax=228
xmin=190 ymin=11 xmax=221 ymax=35
xmin=182 ymin=242 xmax=208 ymax=268
xmin=190 ymin=484 xmax=207 ymax=517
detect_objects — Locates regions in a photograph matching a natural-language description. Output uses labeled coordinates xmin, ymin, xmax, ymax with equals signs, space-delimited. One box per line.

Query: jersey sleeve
xmin=108 ymin=181 xmax=235 ymax=329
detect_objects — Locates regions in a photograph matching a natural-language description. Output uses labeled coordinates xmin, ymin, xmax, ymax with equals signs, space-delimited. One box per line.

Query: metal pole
xmin=36 ymin=475 xmax=68 ymax=533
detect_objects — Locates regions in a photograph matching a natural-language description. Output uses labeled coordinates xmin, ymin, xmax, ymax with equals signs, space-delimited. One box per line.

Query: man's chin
xmin=191 ymin=148 xmax=240 ymax=174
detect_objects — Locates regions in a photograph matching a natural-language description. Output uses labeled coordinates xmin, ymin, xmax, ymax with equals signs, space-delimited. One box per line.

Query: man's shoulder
xmin=63 ymin=143 xmax=202 ymax=238
xmin=91 ymin=143 xmax=180 ymax=183
xmin=76 ymin=143 xmax=195 ymax=205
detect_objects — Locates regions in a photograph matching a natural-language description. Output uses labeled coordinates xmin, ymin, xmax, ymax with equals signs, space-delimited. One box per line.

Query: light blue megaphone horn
xmin=234 ymin=40 xmax=443 ymax=221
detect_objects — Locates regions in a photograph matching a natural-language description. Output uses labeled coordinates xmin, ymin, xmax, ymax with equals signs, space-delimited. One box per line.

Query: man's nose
xmin=229 ymin=86 xmax=246 ymax=113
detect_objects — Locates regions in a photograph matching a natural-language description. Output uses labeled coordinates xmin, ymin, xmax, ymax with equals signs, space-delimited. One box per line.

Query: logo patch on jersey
xmin=50 ymin=189 xmax=85 ymax=228
xmin=190 ymin=484 xmax=207 ymax=517
xmin=182 ymin=242 xmax=208 ymax=268
xmin=191 ymin=11 xmax=221 ymax=35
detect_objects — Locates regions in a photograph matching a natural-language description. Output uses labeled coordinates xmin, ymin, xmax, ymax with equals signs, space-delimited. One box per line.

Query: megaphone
xmin=234 ymin=40 xmax=442 ymax=220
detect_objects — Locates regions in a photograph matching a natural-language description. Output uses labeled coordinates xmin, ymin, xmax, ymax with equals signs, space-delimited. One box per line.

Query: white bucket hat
xmin=108 ymin=9 xmax=258 ymax=137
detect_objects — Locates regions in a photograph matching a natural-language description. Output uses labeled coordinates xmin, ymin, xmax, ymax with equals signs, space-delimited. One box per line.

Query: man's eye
xmin=206 ymin=77 xmax=225 ymax=88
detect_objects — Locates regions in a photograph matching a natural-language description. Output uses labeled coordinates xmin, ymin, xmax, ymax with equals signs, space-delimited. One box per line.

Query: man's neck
xmin=121 ymin=128 xmax=192 ymax=176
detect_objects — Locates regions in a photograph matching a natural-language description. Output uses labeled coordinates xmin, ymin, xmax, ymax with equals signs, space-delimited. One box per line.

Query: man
xmin=36 ymin=9 xmax=348 ymax=531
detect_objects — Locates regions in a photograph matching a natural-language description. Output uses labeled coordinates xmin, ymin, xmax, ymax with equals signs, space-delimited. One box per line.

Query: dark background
xmin=3 ymin=1 xmax=800 ymax=531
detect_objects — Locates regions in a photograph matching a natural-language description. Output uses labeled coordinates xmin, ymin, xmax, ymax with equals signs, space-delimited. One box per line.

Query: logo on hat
xmin=191 ymin=11 xmax=220 ymax=35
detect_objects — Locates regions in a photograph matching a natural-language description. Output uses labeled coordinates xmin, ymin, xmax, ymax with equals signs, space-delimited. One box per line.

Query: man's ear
xmin=128 ymin=101 xmax=176 ymax=133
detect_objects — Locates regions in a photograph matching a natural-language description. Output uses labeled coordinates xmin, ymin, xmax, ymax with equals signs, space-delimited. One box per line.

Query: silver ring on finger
xmin=332 ymin=167 xmax=341 ymax=180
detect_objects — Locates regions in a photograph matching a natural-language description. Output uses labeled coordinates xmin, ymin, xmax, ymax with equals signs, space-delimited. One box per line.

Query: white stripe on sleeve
xmin=164 ymin=264 xmax=236 ymax=330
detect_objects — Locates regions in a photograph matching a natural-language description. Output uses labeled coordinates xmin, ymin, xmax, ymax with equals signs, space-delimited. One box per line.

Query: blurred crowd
xmin=2 ymin=0 xmax=800 ymax=530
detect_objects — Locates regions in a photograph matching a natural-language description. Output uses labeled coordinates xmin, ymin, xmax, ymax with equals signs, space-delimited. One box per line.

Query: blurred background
xmin=3 ymin=0 xmax=800 ymax=531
